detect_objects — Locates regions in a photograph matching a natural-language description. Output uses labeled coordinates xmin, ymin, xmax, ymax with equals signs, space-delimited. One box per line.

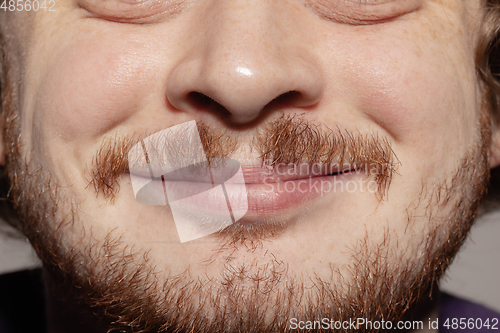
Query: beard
xmin=1 ymin=72 xmax=492 ymax=332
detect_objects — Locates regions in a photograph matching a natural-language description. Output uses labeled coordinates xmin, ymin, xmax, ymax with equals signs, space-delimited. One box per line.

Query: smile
xmin=131 ymin=161 xmax=360 ymax=212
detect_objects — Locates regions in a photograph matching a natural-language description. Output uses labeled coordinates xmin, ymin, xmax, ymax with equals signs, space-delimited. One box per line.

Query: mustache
xmin=87 ymin=115 xmax=399 ymax=201
xmin=87 ymin=122 xmax=237 ymax=201
xmin=255 ymin=115 xmax=399 ymax=196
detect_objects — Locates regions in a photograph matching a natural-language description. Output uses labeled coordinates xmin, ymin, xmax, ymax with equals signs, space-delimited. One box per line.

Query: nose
xmin=166 ymin=0 xmax=324 ymax=125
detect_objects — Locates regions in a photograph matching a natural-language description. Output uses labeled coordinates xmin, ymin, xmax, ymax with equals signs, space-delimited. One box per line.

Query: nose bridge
xmin=203 ymin=1 xmax=291 ymax=103
xmin=204 ymin=0 xmax=284 ymax=65
xmin=167 ymin=0 xmax=323 ymax=124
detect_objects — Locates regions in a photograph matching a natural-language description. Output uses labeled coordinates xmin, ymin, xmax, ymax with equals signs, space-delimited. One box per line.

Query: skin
xmin=1 ymin=0 xmax=499 ymax=332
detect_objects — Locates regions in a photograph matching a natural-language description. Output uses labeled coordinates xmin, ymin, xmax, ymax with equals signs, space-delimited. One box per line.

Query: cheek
xmin=33 ymin=34 xmax=155 ymax=143
xmin=353 ymin=56 xmax=444 ymax=142
xmin=316 ymin=19 xmax=479 ymax=186
xmin=345 ymin=31 xmax=477 ymax=149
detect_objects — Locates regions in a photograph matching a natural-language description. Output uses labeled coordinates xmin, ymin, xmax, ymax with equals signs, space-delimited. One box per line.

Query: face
xmin=0 ymin=0 xmax=494 ymax=331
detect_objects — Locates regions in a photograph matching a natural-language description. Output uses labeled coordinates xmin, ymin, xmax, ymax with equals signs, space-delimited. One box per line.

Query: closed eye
xmin=306 ymin=0 xmax=424 ymax=25
xmin=77 ymin=0 xmax=192 ymax=24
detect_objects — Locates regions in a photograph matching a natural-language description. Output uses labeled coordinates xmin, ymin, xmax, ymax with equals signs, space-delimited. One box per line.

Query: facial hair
xmin=1 ymin=72 xmax=492 ymax=332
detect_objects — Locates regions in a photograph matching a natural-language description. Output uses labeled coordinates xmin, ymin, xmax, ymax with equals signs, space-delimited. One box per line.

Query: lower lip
xmin=244 ymin=176 xmax=337 ymax=215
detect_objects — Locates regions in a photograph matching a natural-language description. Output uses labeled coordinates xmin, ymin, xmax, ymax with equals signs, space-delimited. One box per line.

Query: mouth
xmin=128 ymin=160 xmax=361 ymax=242
xmin=90 ymin=119 xmax=396 ymax=242
xmin=129 ymin=160 xmax=360 ymax=217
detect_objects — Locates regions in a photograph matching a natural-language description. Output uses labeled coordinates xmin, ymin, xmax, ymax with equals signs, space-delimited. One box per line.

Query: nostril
xmin=187 ymin=92 xmax=231 ymax=118
xmin=188 ymin=92 xmax=215 ymax=109
xmin=266 ymin=91 xmax=302 ymax=110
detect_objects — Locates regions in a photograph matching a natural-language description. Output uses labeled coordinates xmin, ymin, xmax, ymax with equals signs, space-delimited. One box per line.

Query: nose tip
xmin=168 ymin=58 xmax=323 ymax=124
xmin=165 ymin=1 xmax=324 ymax=125
xmin=205 ymin=63 xmax=271 ymax=123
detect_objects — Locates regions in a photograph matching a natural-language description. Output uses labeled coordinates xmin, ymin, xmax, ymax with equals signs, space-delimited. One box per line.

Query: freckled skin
xmin=0 ymin=0 xmax=498 ymax=332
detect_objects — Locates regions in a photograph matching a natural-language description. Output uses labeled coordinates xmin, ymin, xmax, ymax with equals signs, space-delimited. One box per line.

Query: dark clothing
xmin=439 ymin=293 xmax=500 ymax=332
xmin=0 ymin=270 xmax=46 ymax=333
xmin=0 ymin=269 xmax=499 ymax=332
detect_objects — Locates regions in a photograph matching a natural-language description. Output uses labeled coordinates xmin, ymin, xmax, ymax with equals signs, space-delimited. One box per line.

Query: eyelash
xmin=306 ymin=0 xmax=424 ymax=25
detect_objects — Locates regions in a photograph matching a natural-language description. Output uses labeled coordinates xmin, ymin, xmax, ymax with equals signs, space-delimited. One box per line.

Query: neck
xmin=405 ymin=286 xmax=441 ymax=333
xmin=413 ymin=301 xmax=440 ymax=333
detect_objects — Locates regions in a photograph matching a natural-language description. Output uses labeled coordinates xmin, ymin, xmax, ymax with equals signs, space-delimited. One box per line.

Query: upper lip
xmin=240 ymin=164 xmax=355 ymax=184
xmin=128 ymin=161 xmax=356 ymax=184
